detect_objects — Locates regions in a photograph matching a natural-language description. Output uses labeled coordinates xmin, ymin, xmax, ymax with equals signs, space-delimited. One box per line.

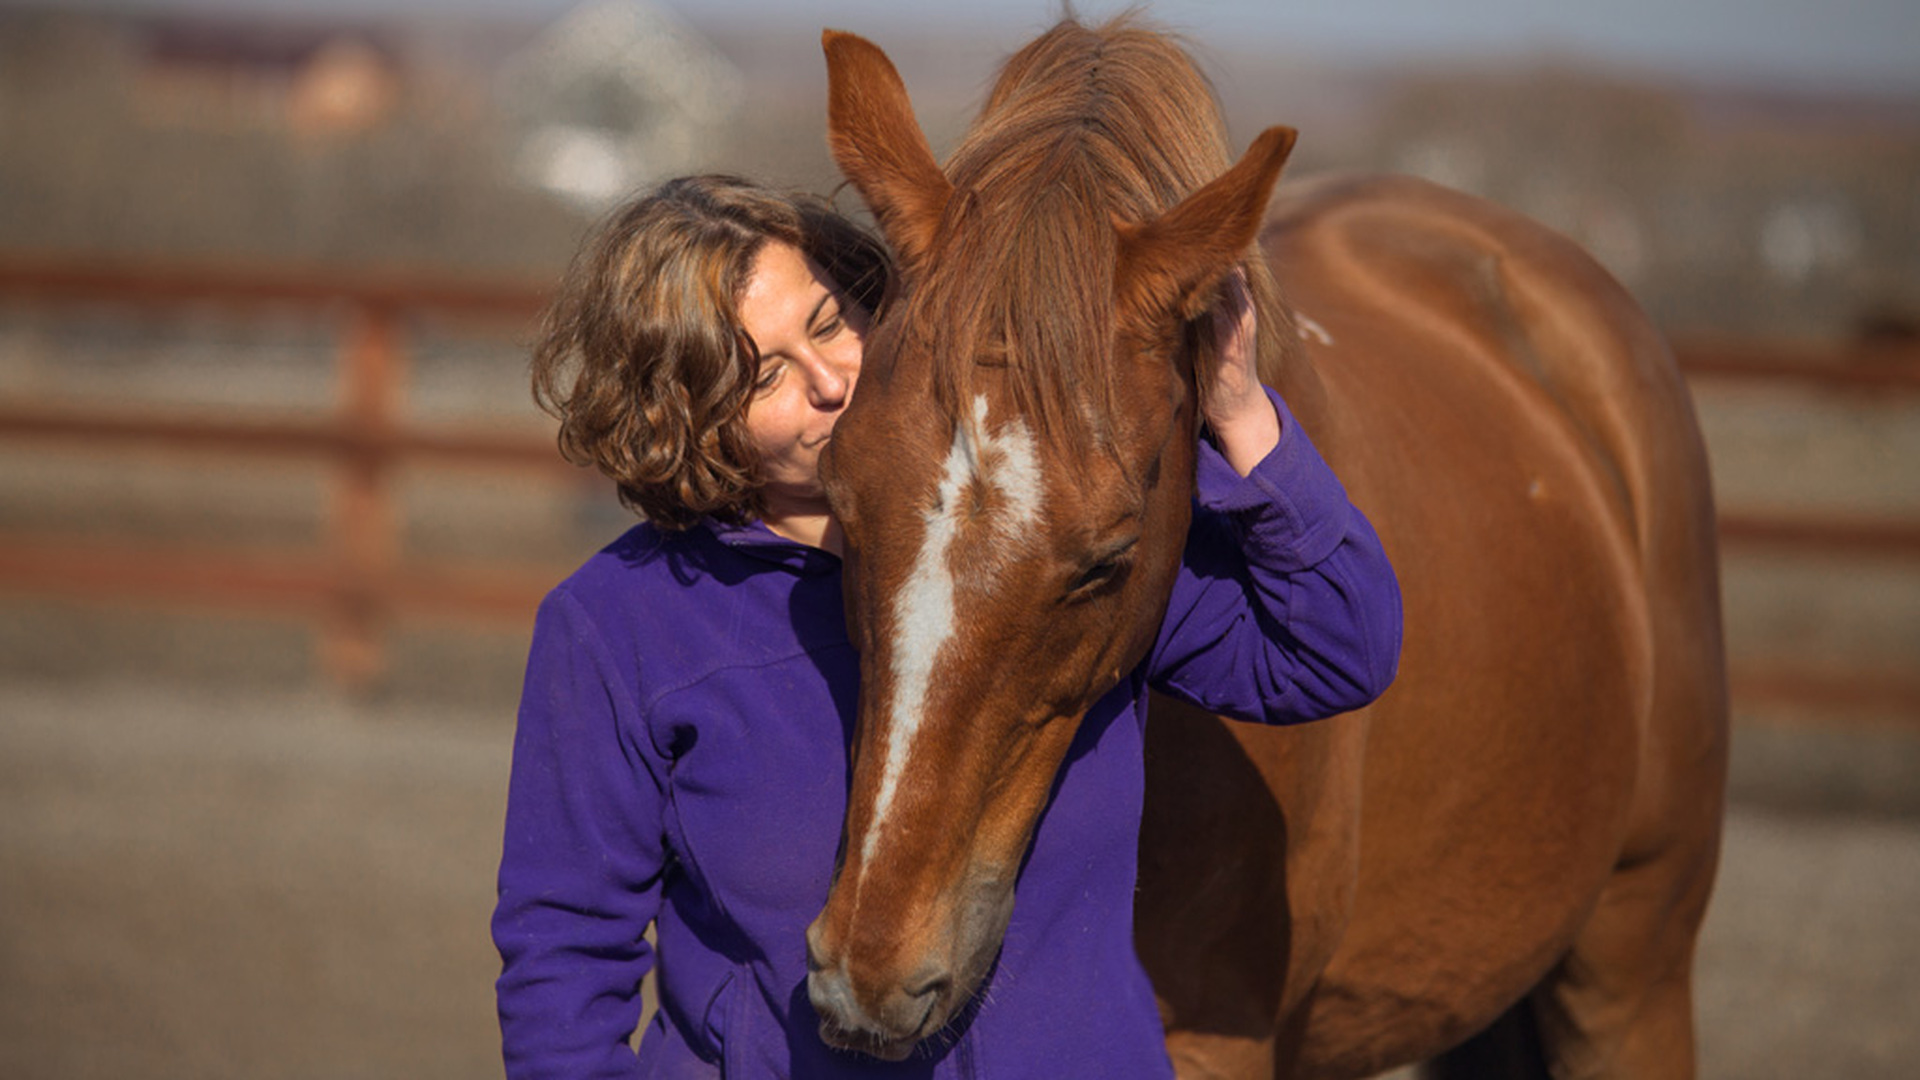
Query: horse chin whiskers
xmin=817 ymin=996 xmax=942 ymax=1063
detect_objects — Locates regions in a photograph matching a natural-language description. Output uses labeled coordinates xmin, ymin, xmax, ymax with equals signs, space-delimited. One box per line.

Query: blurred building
xmin=134 ymin=17 xmax=405 ymax=137
xmin=499 ymin=0 xmax=741 ymax=212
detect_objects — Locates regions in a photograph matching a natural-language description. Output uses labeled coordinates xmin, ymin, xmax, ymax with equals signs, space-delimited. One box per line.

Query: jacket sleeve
xmin=494 ymin=588 xmax=665 ymax=1079
xmin=1147 ymin=386 xmax=1402 ymax=723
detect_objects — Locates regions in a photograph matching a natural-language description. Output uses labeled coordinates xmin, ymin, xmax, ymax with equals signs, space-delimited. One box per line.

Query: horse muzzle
xmin=803 ymin=874 xmax=1016 ymax=1060
xmin=805 ymin=950 xmax=950 ymax=1061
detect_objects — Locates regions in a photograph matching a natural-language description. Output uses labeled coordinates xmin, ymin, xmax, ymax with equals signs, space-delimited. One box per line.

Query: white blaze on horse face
xmin=984 ymin=395 xmax=1044 ymax=534
xmin=860 ymin=396 xmax=1045 ymax=876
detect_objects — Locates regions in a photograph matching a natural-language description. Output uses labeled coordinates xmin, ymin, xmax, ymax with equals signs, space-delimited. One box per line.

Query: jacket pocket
xmin=703 ymin=964 xmax=763 ymax=1078
xmin=700 ymin=967 xmax=736 ymax=1065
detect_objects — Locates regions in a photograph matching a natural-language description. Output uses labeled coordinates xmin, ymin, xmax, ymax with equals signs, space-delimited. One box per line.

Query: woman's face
xmin=738 ymin=240 xmax=871 ymax=516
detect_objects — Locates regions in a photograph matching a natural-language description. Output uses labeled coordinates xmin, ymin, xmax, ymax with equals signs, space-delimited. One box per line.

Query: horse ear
xmin=823 ymin=29 xmax=953 ymax=271
xmin=1114 ymin=126 xmax=1296 ymax=328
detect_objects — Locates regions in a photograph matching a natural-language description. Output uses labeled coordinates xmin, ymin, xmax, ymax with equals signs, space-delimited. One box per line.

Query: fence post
xmin=324 ymin=301 xmax=404 ymax=692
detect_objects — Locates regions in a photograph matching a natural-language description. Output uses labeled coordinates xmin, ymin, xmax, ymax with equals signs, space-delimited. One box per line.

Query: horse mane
xmin=906 ymin=14 xmax=1281 ymax=455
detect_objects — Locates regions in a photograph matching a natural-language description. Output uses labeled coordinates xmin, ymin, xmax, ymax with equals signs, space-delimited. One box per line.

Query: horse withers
xmin=807 ymin=17 xmax=1727 ymax=1079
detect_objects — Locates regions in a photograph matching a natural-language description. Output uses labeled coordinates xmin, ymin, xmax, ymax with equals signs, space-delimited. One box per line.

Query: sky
xmin=39 ymin=0 xmax=1920 ymax=96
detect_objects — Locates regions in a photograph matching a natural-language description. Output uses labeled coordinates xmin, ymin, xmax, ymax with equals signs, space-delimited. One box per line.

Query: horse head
xmin=805 ymin=24 xmax=1293 ymax=1059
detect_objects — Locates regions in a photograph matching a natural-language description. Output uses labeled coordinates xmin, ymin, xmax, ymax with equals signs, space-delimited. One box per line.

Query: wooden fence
xmin=1673 ymin=335 xmax=1920 ymax=723
xmin=0 ymin=257 xmax=572 ymax=689
xmin=0 ymin=256 xmax=1914 ymax=714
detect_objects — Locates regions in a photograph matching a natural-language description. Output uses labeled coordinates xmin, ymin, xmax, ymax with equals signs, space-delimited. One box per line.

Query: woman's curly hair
xmin=532 ymin=174 xmax=892 ymax=530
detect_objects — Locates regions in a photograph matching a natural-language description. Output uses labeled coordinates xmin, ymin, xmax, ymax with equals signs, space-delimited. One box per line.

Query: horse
xmin=805 ymin=16 xmax=1728 ymax=1079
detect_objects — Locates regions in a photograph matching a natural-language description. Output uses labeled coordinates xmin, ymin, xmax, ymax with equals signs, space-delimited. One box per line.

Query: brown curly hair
xmin=532 ymin=174 xmax=892 ymax=530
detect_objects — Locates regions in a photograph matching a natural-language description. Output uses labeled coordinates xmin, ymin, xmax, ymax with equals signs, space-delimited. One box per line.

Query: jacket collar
xmin=703 ymin=518 xmax=842 ymax=576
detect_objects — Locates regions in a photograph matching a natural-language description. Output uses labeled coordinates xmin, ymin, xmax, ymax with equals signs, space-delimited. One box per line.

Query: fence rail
xmin=1674 ymin=335 xmax=1920 ymax=567
xmin=1672 ymin=335 xmax=1920 ymax=394
xmin=0 ymin=255 xmax=1914 ymax=714
xmin=0 ymin=257 xmax=549 ymax=318
xmin=0 ymin=399 xmax=567 ymax=471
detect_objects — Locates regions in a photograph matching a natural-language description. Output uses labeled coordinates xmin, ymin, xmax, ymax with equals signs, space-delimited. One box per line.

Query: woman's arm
xmin=494 ymin=589 xmax=664 ymax=1080
xmin=1147 ymin=275 xmax=1402 ymax=724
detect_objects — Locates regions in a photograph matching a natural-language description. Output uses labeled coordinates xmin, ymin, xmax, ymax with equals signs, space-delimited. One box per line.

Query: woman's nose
xmin=802 ymin=351 xmax=856 ymax=407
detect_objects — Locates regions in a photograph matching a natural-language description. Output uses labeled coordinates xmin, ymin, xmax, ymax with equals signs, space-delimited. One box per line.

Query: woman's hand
xmin=1201 ymin=268 xmax=1280 ymax=476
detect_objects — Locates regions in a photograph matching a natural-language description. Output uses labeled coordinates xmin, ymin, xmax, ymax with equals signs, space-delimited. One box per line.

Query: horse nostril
xmin=903 ymin=967 xmax=951 ymax=1003
xmin=808 ymin=965 xmax=856 ymax=1021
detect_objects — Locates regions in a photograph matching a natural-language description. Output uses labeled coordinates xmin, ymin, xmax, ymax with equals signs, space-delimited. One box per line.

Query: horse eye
xmin=1063 ymin=558 xmax=1125 ymax=600
xmin=1062 ymin=534 xmax=1138 ymax=601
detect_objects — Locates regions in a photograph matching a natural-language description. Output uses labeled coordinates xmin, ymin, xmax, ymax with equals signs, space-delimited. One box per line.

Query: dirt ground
xmin=2 ymin=669 xmax=1916 ymax=1080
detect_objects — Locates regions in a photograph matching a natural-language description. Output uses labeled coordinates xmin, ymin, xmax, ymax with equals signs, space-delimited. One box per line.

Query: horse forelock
xmin=904 ymin=14 xmax=1235 ymax=468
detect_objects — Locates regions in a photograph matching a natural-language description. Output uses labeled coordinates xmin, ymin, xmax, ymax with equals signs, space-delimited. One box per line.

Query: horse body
xmin=814 ymin=18 xmax=1727 ymax=1078
xmin=1140 ymin=174 xmax=1728 ymax=1078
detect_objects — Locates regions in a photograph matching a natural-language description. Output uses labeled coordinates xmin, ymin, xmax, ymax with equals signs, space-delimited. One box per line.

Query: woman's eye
xmin=753 ymin=363 xmax=782 ymax=392
xmin=813 ymin=312 xmax=844 ymax=341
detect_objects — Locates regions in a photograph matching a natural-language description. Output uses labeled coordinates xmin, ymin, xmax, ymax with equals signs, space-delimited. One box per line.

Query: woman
xmin=493 ymin=174 xmax=1401 ymax=1078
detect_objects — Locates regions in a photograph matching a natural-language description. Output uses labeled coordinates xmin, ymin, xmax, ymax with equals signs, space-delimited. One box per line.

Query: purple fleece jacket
xmin=494 ymin=388 xmax=1401 ymax=1079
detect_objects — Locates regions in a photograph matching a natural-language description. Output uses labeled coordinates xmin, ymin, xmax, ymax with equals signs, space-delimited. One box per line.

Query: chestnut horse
xmin=809 ymin=17 xmax=1727 ymax=1079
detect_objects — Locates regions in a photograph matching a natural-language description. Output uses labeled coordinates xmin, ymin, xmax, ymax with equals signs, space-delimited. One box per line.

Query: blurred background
xmin=0 ymin=0 xmax=1914 ymax=1077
